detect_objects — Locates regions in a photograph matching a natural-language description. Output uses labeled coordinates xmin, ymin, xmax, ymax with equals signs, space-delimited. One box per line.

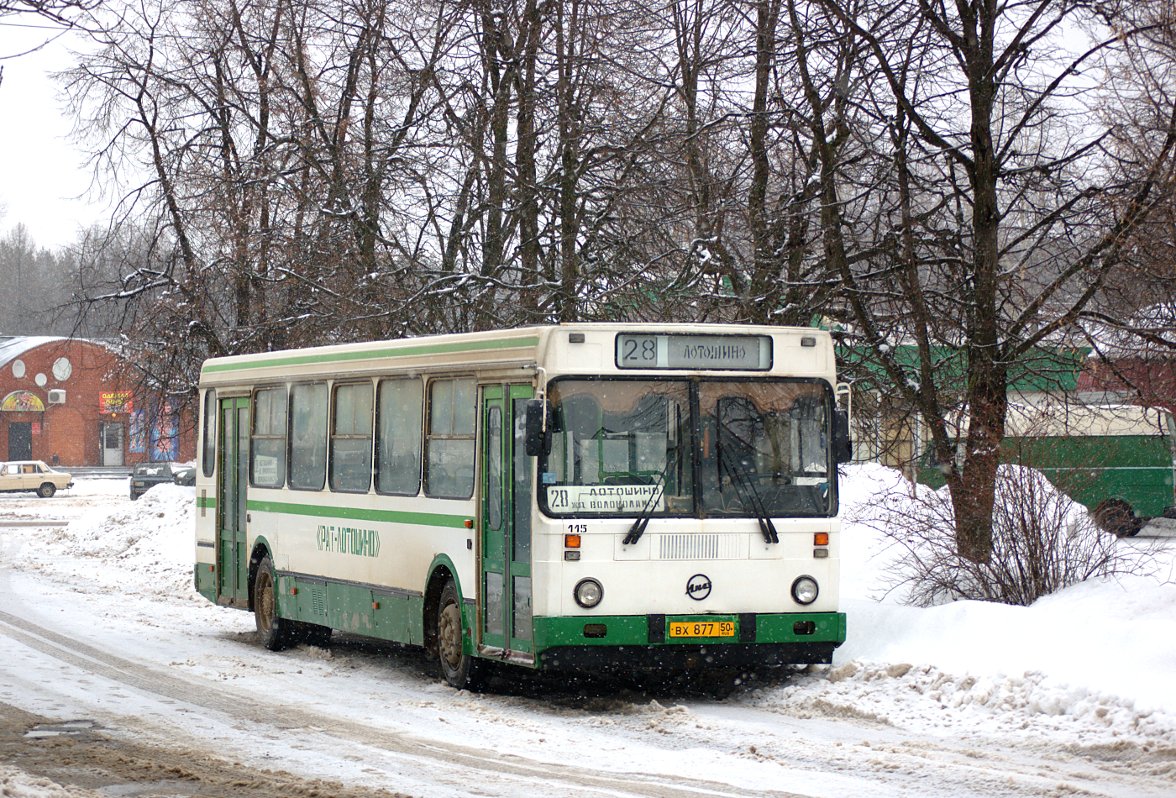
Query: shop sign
xmin=0 ymin=390 xmax=45 ymax=412
xmin=100 ymin=391 xmax=134 ymax=414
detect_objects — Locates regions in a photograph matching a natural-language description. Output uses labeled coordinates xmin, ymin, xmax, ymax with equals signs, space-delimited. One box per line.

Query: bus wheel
xmin=436 ymin=579 xmax=485 ymax=691
xmin=1093 ymin=499 xmax=1141 ymax=537
xmin=37 ymin=482 xmax=56 ymax=498
xmin=254 ymin=554 xmax=294 ymax=651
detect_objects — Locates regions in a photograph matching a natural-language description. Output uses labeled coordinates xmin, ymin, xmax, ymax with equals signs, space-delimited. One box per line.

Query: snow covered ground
xmin=0 ymin=467 xmax=1173 ymax=797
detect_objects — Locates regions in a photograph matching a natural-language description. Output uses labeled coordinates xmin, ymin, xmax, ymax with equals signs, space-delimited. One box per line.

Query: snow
xmin=836 ymin=463 xmax=1176 ymax=726
xmin=2 ymin=468 xmax=1175 ymax=796
xmin=0 ymin=768 xmax=103 ymax=798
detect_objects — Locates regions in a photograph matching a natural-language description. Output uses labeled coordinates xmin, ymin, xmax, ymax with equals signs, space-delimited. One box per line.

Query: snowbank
xmin=824 ymin=463 xmax=1176 ymax=743
xmin=34 ymin=482 xmax=198 ymax=602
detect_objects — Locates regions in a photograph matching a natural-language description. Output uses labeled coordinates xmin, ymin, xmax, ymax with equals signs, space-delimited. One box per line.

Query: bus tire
xmin=254 ymin=554 xmax=295 ymax=651
xmin=436 ymin=579 xmax=486 ymax=691
xmin=38 ymin=482 xmax=56 ymax=498
xmin=1093 ymin=499 xmax=1141 ymax=538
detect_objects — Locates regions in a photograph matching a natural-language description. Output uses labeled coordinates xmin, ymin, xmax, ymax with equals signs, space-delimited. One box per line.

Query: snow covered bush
xmin=855 ymin=465 xmax=1153 ymax=606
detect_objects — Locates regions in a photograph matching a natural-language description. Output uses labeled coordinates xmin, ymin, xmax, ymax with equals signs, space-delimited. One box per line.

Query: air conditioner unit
xmin=47 ymin=389 xmax=66 ymax=405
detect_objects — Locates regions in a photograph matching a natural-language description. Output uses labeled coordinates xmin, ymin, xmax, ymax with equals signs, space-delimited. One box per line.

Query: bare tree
xmin=800 ymin=0 xmax=1176 ymax=563
xmin=0 ymin=0 xmax=99 ymax=87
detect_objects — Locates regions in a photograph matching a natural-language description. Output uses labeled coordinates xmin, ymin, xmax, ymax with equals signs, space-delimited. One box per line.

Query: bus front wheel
xmin=254 ymin=554 xmax=296 ymax=651
xmin=436 ymin=579 xmax=486 ymax=691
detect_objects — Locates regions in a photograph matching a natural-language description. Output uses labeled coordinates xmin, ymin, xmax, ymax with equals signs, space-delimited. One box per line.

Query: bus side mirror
xmin=833 ymin=409 xmax=853 ymax=464
xmin=524 ymin=399 xmax=552 ymax=457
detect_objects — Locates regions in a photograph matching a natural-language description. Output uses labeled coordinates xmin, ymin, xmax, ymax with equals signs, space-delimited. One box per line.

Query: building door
xmin=7 ymin=422 xmax=32 ymax=460
xmin=100 ymin=422 xmax=124 ymax=466
xmin=216 ymin=397 xmax=250 ymax=607
xmin=479 ymin=384 xmax=534 ymax=661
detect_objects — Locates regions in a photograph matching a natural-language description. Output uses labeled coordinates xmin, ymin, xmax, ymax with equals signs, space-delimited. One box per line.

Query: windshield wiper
xmin=621 ymin=484 xmax=660 ymax=545
xmin=719 ymin=452 xmax=780 ymax=544
xmin=622 ymin=458 xmax=674 ymax=546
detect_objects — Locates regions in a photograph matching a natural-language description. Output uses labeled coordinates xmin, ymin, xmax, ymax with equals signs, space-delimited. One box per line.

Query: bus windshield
xmin=539 ymin=378 xmax=833 ymax=518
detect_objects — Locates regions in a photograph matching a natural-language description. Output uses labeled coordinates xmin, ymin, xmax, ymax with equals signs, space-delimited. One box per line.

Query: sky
xmin=1 ymin=466 xmax=1173 ymax=797
xmin=0 ymin=19 xmax=101 ymax=250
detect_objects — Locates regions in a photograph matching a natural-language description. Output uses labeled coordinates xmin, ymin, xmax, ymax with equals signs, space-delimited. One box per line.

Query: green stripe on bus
xmin=246 ymin=498 xmax=471 ymax=529
xmin=201 ymin=335 xmax=541 ymax=374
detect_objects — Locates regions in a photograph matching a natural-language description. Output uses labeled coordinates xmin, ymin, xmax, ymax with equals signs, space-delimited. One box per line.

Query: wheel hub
xmin=439 ymin=604 xmax=462 ymax=668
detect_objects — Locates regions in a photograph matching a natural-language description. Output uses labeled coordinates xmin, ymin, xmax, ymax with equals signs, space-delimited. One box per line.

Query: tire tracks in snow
xmin=0 ymin=607 xmax=808 ymax=798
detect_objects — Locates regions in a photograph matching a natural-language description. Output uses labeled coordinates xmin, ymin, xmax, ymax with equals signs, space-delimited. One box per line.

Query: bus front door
xmin=216 ymin=397 xmax=249 ymax=607
xmin=480 ymin=385 xmax=534 ymax=662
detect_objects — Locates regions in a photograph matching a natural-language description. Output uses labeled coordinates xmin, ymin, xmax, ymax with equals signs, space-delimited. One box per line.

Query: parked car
xmin=172 ymin=465 xmax=196 ymax=486
xmin=0 ymin=460 xmax=74 ymax=498
xmin=130 ymin=462 xmax=188 ymax=500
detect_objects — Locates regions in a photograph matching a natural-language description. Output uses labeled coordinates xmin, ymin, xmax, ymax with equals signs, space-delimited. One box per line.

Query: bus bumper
xmin=533 ymin=611 xmax=845 ymax=672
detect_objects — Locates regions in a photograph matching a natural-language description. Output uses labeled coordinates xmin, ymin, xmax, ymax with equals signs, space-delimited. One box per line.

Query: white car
xmin=0 ymin=460 xmax=74 ymax=498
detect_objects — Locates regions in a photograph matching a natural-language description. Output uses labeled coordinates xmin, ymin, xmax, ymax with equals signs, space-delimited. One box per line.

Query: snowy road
xmin=0 ymin=478 xmax=1173 ymax=797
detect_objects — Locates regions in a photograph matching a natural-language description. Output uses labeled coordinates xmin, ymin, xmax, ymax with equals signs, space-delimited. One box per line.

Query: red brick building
xmin=1075 ymin=307 xmax=1176 ymax=415
xmin=0 ymin=336 xmax=194 ymax=467
xmin=1078 ymin=357 xmax=1176 ymax=415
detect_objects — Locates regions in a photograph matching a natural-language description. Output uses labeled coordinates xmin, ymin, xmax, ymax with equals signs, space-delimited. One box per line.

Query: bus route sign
xmin=616 ymin=333 xmax=772 ymax=371
xmin=545 ymin=484 xmax=664 ymax=513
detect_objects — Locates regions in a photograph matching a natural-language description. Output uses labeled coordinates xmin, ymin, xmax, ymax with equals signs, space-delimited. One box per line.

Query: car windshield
xmin=538 ymin=378 xmax=833 ymax=518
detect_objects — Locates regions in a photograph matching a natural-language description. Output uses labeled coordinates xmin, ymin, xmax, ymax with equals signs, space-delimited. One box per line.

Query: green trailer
xmin=920 ymin=402 xmax=1176 ymax=536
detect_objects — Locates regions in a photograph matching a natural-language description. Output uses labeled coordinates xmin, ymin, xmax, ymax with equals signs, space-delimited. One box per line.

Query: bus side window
xmin=330 ymin=382 xmax=374 ymax=493
xmin=201 ymin=389 xmax=216 ymax=478
xmin=425 ymin=377 xmax=476 ymax=499
xmin=251 ymin=386 xmax=288 ymax=488
xmin=375 ymin=378 xmax=423 ymax=495
xmin=289 ymin=382 xmax=328 ymax=490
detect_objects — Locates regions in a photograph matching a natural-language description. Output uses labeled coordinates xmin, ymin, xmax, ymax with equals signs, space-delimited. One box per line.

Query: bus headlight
xmin=791 ymin=576 xmax=819 ymax=605
xmin=574 ymin=578 xmax=604 ymax=608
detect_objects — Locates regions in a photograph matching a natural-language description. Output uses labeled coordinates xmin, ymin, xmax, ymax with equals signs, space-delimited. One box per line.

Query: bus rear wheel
xmin=254 ymin=554 xmax=295 ymax=651
xmin=1093 ymin=499 xmax=1142 ymax=537
xmin=436 ymin=579 xmax=486 ymax=691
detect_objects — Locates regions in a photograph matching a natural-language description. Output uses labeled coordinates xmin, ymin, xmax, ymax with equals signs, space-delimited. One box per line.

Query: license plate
xmin=668 ymin=619 xmax=736 ymax=639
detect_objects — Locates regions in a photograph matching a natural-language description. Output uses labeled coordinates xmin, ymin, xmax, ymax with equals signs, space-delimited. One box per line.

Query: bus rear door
xmin=217 ymin=396 xmax=250 ymax=607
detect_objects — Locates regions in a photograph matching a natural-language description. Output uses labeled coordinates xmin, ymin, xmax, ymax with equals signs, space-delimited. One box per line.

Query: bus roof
xmin=198 ymin=324 xmax=837 ymax=387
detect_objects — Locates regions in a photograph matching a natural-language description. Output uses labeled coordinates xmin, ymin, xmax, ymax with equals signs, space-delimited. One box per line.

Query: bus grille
xmin=656 ymin=533 xmax=742 ymax=560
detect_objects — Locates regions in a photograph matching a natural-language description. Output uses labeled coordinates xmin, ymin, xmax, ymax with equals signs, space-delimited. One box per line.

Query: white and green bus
xmin=194 ymin=324 xmax=851 ymax=689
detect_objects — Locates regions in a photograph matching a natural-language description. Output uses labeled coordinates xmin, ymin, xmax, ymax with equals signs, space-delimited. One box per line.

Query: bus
xmin=194 ymin=324 xmax=852 ymax=689
xmin=920 ymin=399 xmax=1176 ymax=536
